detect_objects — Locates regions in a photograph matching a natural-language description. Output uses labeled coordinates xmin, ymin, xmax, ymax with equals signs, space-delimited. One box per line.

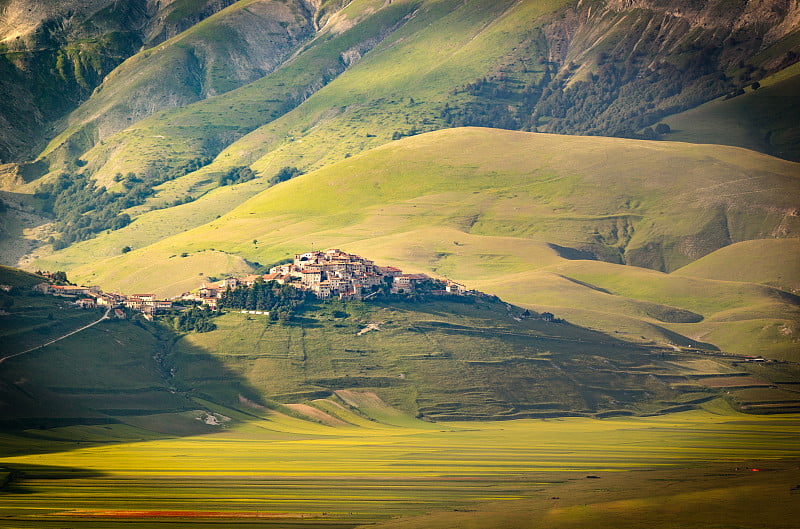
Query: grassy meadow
xmin=1 ymin=403 xmax=799 ymax=528
xmin=673 ymin=238 xmax=800 ymax=293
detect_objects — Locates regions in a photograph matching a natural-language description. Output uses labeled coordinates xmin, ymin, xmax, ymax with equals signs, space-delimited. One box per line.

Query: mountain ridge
xmin=2 ymin=0 xmax=798 ymax=172
xmin=1 ymin=0 xmax=798 ymax=272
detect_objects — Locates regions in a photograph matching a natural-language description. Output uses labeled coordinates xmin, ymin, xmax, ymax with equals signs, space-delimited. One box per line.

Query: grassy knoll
xmin=170 ymin=297 xmax=700 ymax=419
xmin=171 ymin=296 xmax=800 ymax=418
xmin=673 ymin=238 xmax=800 ymax=293
xmin=475 ymin=267 xmax=800 ymax=360
xmin=0 ymin=406 xmax=798 ymax=528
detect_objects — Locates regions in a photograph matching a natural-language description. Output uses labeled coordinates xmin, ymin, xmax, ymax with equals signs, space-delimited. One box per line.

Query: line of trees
xmin=218 ymin=279 xmax=314 ymax=321
xmin=36 ymin=156 xmax=211 ymax=250
xmin=217 ymin=165 xmax=256 ymax=186
xmin=171 ymin=306 xmax=217 ymax=333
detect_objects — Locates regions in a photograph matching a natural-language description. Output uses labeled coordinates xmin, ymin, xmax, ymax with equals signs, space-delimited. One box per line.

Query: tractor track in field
xmin=0 ymin=306 xmax=112 ymax=364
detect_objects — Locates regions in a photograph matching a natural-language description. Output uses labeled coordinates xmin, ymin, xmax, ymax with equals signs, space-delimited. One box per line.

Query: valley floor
xmin=1 ymin=403 xmax=798 ymax=528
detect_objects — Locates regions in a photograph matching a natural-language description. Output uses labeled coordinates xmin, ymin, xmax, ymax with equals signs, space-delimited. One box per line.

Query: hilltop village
xmin=184 ymin=248 xmax=468 ymax=309
xmin=32 ymin=249 xmax=470 ymax=317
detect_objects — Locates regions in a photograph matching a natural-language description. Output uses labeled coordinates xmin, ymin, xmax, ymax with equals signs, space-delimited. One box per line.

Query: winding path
xmin=0 ymin=306 xmax=113 ymax=365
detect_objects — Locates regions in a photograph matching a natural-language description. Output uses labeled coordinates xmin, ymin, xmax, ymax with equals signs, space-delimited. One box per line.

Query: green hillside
xmin=47 ymin=129 xmax=800 ymax=275
xmin=1 ymin=2 xmax=798 ymax=525
xmin=663 ymin=63 xmax=800 ymax=161
xmin=0 ymin=267 xmax=237 ymax=435
xmin=172 ymin=297 xmax=700 ymax=420
xmin=673 ymin=239 xmax=800 ymax=293
xmin=4 ymin=274 xmax=796 ymax=429
xmin=31 ymin=0 xmax=800 ymax=188
xmin=5 ymin=0 xmax=798 ymax=271
xmin=42 ymin=128 xmax=800 ymax=359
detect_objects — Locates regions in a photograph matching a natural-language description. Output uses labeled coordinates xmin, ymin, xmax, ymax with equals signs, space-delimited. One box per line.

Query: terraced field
xmin=1 ymin=403 xmax=799 ymax=528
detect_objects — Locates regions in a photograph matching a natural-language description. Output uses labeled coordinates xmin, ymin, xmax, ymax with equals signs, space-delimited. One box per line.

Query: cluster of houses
xmin=33 ymin=249 xmax=471 ymax=316
xmin=34 ymin=283 xmax=172 ymax=320
xmin=183 ymin=248 xmax=468 ymax=309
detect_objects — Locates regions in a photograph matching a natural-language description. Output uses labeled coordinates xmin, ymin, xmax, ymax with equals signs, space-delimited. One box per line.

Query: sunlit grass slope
xmin=60 ymin=128 xmax=800 ymax=358
xmin=65 ymin=0 xmax=542 ymax=183
xmin=532 ymin=260 xmax=800 ymax=360
xmin=673 ymin=238 xmax=800 ymax=293
xmin=223 ymin=0 xmax=562 ymax=174
xmin=39 ymin=0 xmax=321 ymax=175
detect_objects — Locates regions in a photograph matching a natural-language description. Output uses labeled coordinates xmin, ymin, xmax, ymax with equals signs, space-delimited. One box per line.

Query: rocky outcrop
xmin=0 ymin=0 xmax=240 ymax=163
xmin=526 ymin=0 xmax=800 ymax=137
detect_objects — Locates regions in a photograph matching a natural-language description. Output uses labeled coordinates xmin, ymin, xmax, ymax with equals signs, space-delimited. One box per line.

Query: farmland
xmin=1 ymin=402 xmax=799 ymax=528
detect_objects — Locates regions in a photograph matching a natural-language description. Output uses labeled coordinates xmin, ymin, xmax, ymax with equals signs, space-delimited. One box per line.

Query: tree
xmin=655 ymin=123 xmax=671 ymax=135
xmin=121 ymin=246 xmax=132 ymax=253
xmin=750 ymin=81 xmax=760 ymax=90
xmin=640 ymin=127 xmax=658 ymax=140
xmin=269 ymin=166 xmax=302 ymax=185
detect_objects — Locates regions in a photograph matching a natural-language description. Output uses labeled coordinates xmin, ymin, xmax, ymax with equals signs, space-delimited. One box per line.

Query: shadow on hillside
xmin=0 ymin=316 xmax=269 ymax=458
xmin=0 ymin=190 xmax=53 ymax=269
xmin=0 ymin=295 xmax=732 ymax=456
xmin=0 ymin=463 xmax=107 ymax=494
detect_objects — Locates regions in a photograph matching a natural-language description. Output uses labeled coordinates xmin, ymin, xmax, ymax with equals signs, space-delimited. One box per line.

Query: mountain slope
xmin=38 ymin=0 xmax=325 ymax=174
xmin=0 ymin=0 xmax=248 ymax=163
xmin=56 ymin=128 xmax=800 ymax=274
xmin=26 ymin=0 xmax=800 ymax=176
xmin=663 ymin=63 xmax=800 ymax=161
xmin=3 ymin=0 xmax=798 ymax=268
xmin=673 ymin=238 xmax=800 ymax=293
